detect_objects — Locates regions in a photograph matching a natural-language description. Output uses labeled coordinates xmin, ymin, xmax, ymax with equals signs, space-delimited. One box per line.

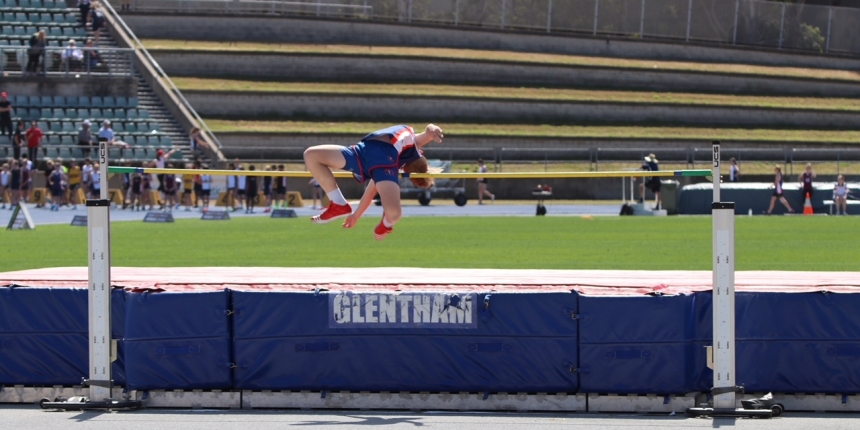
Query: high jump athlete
xmin=303 ymin=124 xmax=443 ymax=240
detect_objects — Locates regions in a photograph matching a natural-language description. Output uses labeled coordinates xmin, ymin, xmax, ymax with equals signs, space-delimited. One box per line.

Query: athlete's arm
xmin=343 ymin=180 xmax=377 ymax=229
xmin=414 ymin=124 xmax=444 ymax=149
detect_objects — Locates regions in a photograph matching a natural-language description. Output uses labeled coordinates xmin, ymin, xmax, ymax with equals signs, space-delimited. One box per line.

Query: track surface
xmin=0 ymin=201 xmax=620 ymax=227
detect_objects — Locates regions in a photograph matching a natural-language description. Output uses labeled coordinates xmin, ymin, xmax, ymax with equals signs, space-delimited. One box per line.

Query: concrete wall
xmin=186 ymin=91 xmax=860 ymax=129
xmin=3 ymin=76 xmax=138 ymax=97
xmin=124 ymin=14 xmax=860 ymax=70
xmin=151 ymin=51 xmax=860 ymax=98
xmin=217 ymin=133 xmax=860 ymax=163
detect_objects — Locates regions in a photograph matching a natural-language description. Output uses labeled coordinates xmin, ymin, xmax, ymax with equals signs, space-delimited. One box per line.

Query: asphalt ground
xmin=2 ymin=406 xmax=859 ymax=430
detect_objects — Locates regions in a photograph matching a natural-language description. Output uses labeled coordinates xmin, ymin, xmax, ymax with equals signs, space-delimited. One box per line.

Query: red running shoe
xmin=373 ymin=219 xmax=393 ymax=241
xmin=311 ymin=202 xmax=352 ymax=224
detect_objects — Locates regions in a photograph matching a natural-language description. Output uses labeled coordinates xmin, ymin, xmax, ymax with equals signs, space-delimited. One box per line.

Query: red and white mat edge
xmin=0 ymin=267 xmax=858 ymax=295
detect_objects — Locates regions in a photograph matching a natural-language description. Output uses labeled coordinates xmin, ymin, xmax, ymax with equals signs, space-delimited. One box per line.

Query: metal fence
xmin=0 ymin=47 xmax=136 ymax=77
xmin=131 ymin=0 xmax=375 ymax=18
xmin=131 ymin=0 xmax=860 ymax=55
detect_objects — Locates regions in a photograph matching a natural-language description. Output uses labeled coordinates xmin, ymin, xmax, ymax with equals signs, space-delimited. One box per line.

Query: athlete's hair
xmin=403 ymin=157 xmax=434 ymax=189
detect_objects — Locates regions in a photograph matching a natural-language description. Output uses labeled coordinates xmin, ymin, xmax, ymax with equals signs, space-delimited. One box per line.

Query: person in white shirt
xmin=97 ymin=120 xmax=114 ymax=144
xmin=61 ymin=39 xmax=84 ymax=71
xmin=834 ymin=175 xmax=850 ymax=216
xmin=200 ymin=167 xmax=212 ymax=212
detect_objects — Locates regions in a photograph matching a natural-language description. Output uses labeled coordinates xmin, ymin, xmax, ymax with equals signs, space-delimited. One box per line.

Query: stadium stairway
xmin=0 ymin=0 xmax=194 ymax=164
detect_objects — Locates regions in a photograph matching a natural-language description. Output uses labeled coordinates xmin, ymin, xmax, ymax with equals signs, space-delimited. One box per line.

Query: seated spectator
xmin=61 ymin=39 xmax=84 ymax=71
xmin=84 ymin=38 xmax=100 ymax=70
xmin=97 ymin=119 xmax=114 ymax=144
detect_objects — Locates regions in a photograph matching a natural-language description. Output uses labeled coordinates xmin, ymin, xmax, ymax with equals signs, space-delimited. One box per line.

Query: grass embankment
xmin=1 ymin=217 xmax=857 ymax=272
xmin=144 ymin=39 xmax=860 ymax=83
xmin=205 ymin=119 xmax=860 ymax=144
xmin=174 ymin=78 xmax=860 ymax=112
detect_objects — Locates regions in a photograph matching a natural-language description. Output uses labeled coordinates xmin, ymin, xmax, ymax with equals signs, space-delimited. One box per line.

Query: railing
xmin=102 ymin=0 xmax=224 ymax=150
xmin=0 ymin=47 xmax=136 ymax=77
xmin=131 ymin=0 xmax=373 ymax=18
xmin=128 ymin=0 xmax=860 ymax=56
xmin=220 ymin=145 xmax=860 ymax=174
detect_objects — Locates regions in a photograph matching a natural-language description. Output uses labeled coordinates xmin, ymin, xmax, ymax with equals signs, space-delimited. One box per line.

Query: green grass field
xmin=1 ymin=217 xmax=857 ymax=273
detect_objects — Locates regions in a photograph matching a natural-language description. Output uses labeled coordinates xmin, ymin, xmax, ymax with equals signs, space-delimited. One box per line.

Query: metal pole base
xmin=686 ymin=407 xmax=779 ymax=418
xmin=39 ymin=396 xmax=142 ymax=411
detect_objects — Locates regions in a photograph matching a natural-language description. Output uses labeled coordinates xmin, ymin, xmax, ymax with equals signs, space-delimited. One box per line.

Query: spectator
xmin=476 ymin=158 xmax=494 ymax=205
xmin=9 ymin=159 xmax=20 ymax=208
xmin=20 ymin=157 xmax=31 ymax=203
xmin=40 ymin=159 xmax=54 ymax=208
xmin=12 ymin=120 xmax=25 ymax=160
xmin=274 ymin=164 xmax=287 ymax=208
xmin=182 ymin=164 xmax=194 ymax=211
xmin=141 ymin=171 xmax=152 ymax=210
xmin=766 ymin=165 xmax=794 ymax=215
xmin=121 ymin=0 xmax=131 ymax=12
xmin=78 ymin=0 xmax=92 ymax=28
xmin=729 ymin=158 xmax=740 ymax=182
xmin=189 ymin=127 xmax=209 ymax=158
xmin=193 ymin=161 xmax=203 ymax=209
xmin=236 ymin=164 xmax=246 ymax=211
xmin=129 ymin=170 xmax=143 ymax=211
xmin=308 ymin=177 xmax=322 ymax=210
xmin=799 ymin=162 xmax=816 ymax=201
xmin=82 ymin=158 xmax=93 ymax=195
xmin=0 ymin=92 xmax=13 ymax=144
xmin=148 ymin=148 xmax=178 ymax=210
xmin=48 ymin=163 xmax=65 ymax=211
xmin=638 ymin=153 xmax=661 ymax=210
xmin=20 ymin=154 xmax=32 ymax=171
xmin=97 ymin=120 xmax=114 ymax=145
xmin=246 ymin=165 xmax=259 ymax=214
xmin=25 ymin=121 xmax=42 ymax=166
xmin=84 ymin=38 xmax=100 ymax=70
xmin=121 ymin=160 xmax=131 ymax=209
xmin=225 ymin=162 xmax=237 ymax=211
xmin=162 ymin=164 xmax=178 ymax=212
xmin=262 ymin=165 xmax=273 ymax=213
xmin=61 ymin=39 xmax=84 ymax=71
xmin=90 ymin=162 xmax=102 ymax=199
xmin=89 ymin=3 xmax=106 ymax=45
xmin=200 ymin=166 xmax=212 ymax=212
xmin=26 ymin=31 xmax=46 ymax=75
xmin=834 ymin=175 xmax=850 ymax=216
xmin=0 ymin=162 xmax=8 ymax=209
xmin=68 ymin=161 xmax=82 ymax=210
xmin=78 ymin=119 xmax=94 ymax=157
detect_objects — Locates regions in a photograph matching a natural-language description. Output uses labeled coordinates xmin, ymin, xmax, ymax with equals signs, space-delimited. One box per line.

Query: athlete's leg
xmin=766 ymin=196 xmax=777 ymax=214
xmin=780 ymin=196 xmax=793 ymax=212
xmin=376 ymin=180 xmax=402 ymax=225
xmin=304 ymin=145 xmax=347 ymax=192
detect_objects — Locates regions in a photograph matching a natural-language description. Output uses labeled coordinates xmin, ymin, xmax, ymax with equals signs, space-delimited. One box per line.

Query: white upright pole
xmin=712 ymin=141 xmax=720 ymax=202
xmin=711 ymin=141 xmax=736 ymax=411
xmin=87 ymin=141 xmax=112 ymax=401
